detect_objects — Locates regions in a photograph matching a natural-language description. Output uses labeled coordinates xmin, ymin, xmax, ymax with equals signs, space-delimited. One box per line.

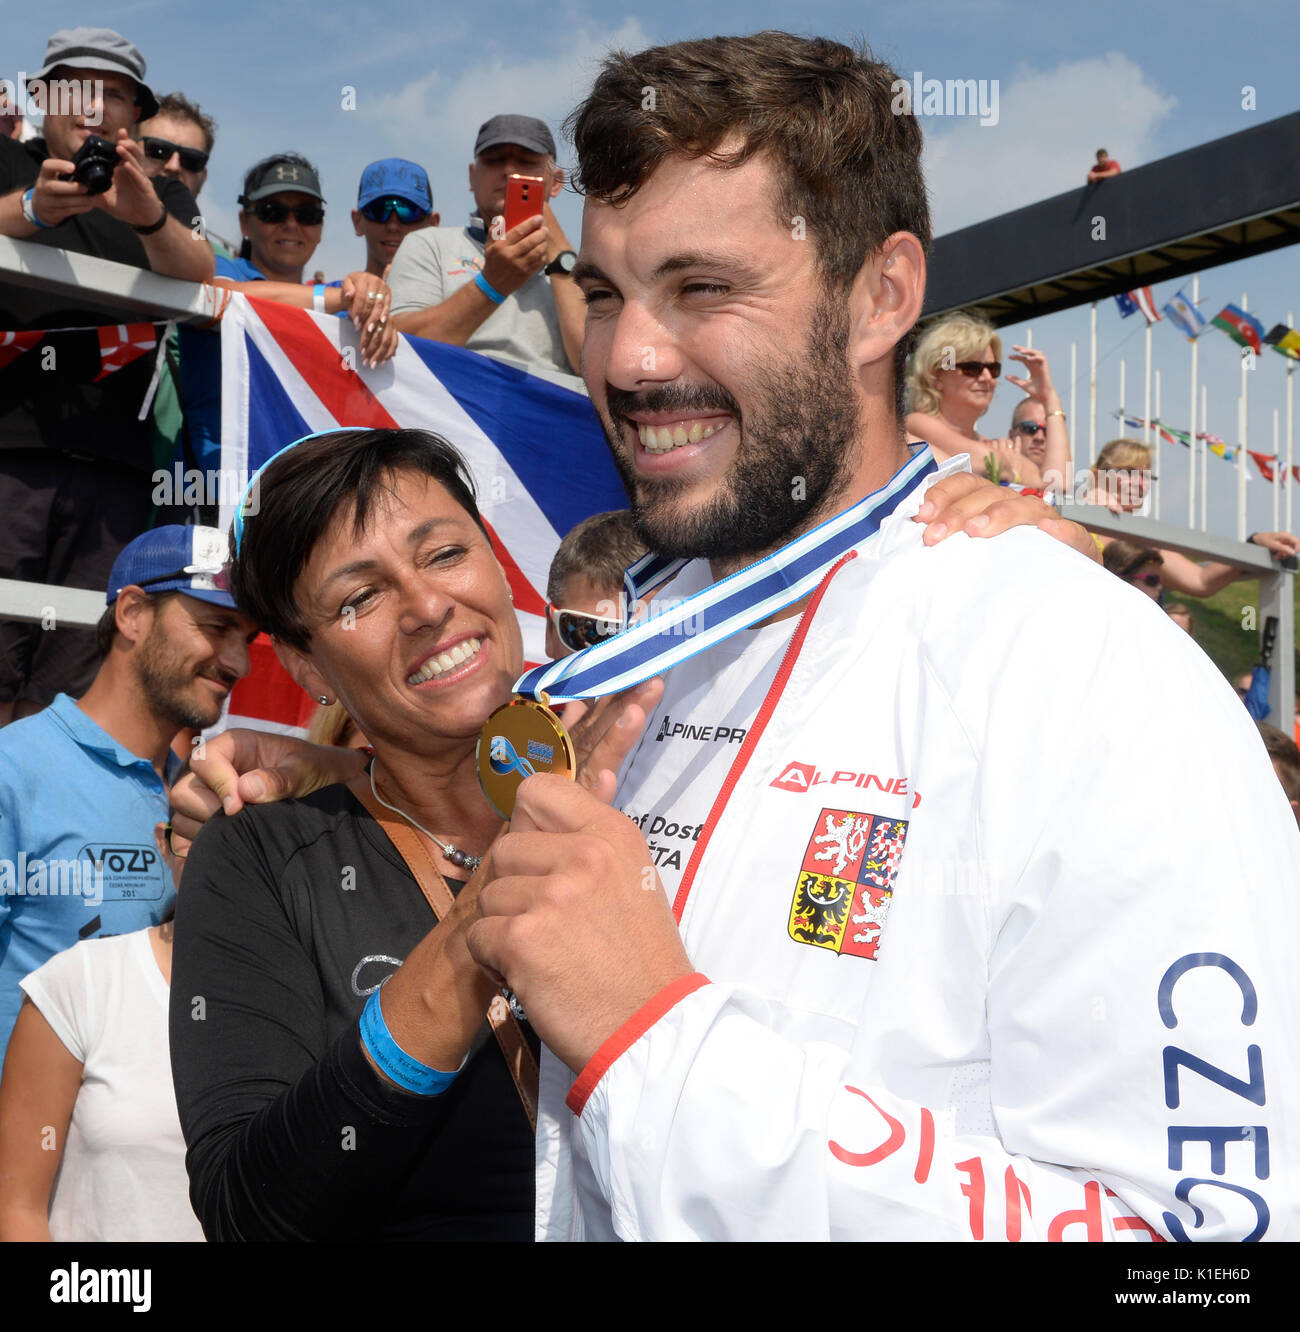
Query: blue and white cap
xmin=357 ymin=158 xmax=433 ymax=212
xmin=107 ymin=526 xmax=236 ymax=608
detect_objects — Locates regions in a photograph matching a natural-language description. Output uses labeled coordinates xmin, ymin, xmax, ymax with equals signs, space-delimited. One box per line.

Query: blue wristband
xmin=474 ymin=271 xmax=505 ymax=305
xmin=22 ymin=189 xmax=52 ymax=230
xmin=359 ymin=987 xmax=464 ymax=1095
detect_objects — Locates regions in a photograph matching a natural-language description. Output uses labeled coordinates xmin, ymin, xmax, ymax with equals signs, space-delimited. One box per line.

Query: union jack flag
xmin=217 ymin=294 xmax=627 ymax=731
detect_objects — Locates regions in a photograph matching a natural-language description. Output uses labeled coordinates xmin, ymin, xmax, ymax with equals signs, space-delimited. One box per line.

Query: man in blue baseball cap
xmin=352 ymin=157 xmax=437 ymax=278
xmin=0 ymin=527 xmax=258 ymax=1058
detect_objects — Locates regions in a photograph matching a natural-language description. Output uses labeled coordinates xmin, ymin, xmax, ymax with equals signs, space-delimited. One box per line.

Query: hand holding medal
xmin=476 ymin=677 xmax=663 ymax=817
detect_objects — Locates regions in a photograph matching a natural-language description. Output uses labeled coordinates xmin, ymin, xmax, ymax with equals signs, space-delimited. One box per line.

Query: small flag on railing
xmin=1162 ymin=288 xmax=1208 ymax=339
xmin=94 ymin=323 xmax=158 ymax=381
xmin=1114 ymin=287 xmax=1160 ymax=324
xmin=1264 ymin=324 xmax=1300 ymax=361
xmin=0 ymin=330 xmax=46 ymax=371
xmin=1211 ymin=304 xmax=1266 ymax=354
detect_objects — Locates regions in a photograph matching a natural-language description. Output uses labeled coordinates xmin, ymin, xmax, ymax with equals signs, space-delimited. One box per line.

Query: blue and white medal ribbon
xmin=515 ymin=446 xmax=937 ymax=704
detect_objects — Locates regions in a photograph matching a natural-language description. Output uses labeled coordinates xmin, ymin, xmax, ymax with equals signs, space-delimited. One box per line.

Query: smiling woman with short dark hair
xmin=168 ymin=427 xmax=653 ymax=1240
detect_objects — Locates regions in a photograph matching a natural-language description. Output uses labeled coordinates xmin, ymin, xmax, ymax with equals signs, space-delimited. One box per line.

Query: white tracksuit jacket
xmin=536 ymin=457 xmax=1300 ymax=1242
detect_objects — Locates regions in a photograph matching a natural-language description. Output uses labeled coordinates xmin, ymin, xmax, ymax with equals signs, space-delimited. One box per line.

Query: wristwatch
xmin=544 ymin=249 xmax=577 ymax=277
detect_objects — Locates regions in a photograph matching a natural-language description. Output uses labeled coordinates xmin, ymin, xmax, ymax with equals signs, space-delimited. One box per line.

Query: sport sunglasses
xmin=1011 ymin=420 xmax=1047 ymax=437
xmin=360 ymin=196 xmax=429 ymax=224
xmin=547 ymin=603 xmax=622 ymax=654
xmin=954 ymin=360 xmax=1001 ymax=379
xmin=252 ymin=199 xmax=325 ymax=226
xmin=140 ymin=136 xmax=210 ymax=173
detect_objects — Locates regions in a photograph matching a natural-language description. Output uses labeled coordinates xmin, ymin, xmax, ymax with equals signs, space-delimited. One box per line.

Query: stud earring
xmin=318 ymin=695 xmax=329 ymax=705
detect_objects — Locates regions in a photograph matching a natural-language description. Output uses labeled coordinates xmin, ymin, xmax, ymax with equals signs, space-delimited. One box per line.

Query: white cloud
xmin=355 ymin=18 xmax=651 ymax=163
xmin=922 ymin=52 xmax=1177 ymax=234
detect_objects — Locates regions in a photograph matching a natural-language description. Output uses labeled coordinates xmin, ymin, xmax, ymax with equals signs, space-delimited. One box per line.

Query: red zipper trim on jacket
xmin=670 ymin=550 xmax=860 ymax=924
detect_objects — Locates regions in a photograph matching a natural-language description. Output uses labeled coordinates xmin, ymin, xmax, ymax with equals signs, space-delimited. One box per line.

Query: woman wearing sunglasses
xmin=218 ymin=152 xmax=397 ymax=367
xmin=906 ymin=311 xmax=1070 ymax=492
xmin=1102 ymin=538 xmax=1165 ymax=601
xmin=178 ymin=153 xmax=399 ymax=500
xmin=1086 ymin=438 xmax=1300 ymax=595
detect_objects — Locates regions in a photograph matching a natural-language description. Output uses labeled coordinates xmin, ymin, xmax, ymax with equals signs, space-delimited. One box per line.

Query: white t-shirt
xmin=20 ymin=930 xmax=205 ymax=1242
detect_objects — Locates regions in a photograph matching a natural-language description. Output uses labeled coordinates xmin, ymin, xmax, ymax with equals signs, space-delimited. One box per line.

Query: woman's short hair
xmin=1103 ymin=537 xmax=1162 ymax=582
xmin=1093 ymin=438 xmax=1151 ymax=475
xmin=906 ymin=312 xmax=1001 ymax=416
xmin=230 ymin=428 xmax=488 ymax=651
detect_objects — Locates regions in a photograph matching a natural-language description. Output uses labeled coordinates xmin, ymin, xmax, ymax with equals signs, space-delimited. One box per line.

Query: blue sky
xmin=9 ymin=0 xmax=1300 ymax=539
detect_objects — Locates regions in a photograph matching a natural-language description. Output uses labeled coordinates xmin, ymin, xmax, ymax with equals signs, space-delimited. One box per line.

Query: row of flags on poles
xmin=1116 ymin=412 xmax=1299 ymax=485
xmin=1114 ymin=286 xmax=1300 ymax=360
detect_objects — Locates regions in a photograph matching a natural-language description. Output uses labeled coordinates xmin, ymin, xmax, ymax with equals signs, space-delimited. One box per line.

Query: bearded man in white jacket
xmin=465 ymin=31 xmax=1300 ymax=1243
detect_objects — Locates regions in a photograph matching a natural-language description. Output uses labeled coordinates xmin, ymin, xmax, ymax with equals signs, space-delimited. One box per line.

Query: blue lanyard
xmin=516 ymin=447 xmax=937 ymax=704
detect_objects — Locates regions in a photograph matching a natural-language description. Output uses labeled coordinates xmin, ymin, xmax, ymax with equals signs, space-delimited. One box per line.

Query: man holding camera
xmin=0 ymin=27 xmax=214 ymax=724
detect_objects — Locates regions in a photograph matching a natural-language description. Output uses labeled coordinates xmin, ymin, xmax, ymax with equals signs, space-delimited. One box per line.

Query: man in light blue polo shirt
xmin=0 ymin=526 xmax=258 ymax=1057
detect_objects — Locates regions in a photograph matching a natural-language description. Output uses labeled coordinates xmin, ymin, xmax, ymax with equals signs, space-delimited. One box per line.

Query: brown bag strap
xmin=353 ymin=780 xmax=538 ymax=1132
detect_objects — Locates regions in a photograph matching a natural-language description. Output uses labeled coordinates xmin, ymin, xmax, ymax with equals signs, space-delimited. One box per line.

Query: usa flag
xmin=217 ymin=294 xmax=628 ymax=731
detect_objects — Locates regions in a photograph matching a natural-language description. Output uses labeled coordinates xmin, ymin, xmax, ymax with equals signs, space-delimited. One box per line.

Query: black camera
xmin=60 ymin=135 xmax=119 ymax=195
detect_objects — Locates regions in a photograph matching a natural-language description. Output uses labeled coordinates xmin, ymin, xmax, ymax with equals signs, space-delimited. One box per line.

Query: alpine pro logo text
xmin=770 ymin=761 xmax=921 ymax=808
xmin=654 ymin=712 xmax=747 ymax=745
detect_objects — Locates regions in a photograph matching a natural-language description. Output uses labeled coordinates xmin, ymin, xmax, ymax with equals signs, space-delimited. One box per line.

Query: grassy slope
xmin=1170 ymin=574 xmax=1299 ymax=685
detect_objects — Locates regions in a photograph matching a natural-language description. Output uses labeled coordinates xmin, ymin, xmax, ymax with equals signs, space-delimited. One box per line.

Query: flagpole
xmin=1119 ymin=358 xmax=1126 ymax=435
xmin=1188 ymin=276 xmax=1199 ymax=530
xmin=1089 ymin=300 xmax=1098 ymax=466
xmin=1154 ymin=368 xmax=1162 ymax=520
xmin=1274 ymin=409 xmax=1282 ymax=532
xmin=1143 ymin=320 xmax=1152 ymax=452
xmin=1200 ymin=383 xmax=1208 ymax=532
xmin=1288 ymin=310 xmax=1295 ymax=533
xmin=1239 ymin=291 xmax=1249 ymax=542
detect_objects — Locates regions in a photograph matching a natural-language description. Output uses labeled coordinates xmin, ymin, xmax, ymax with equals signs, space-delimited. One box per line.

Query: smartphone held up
xmin=503 ymin=174 xmax=545 ymax=234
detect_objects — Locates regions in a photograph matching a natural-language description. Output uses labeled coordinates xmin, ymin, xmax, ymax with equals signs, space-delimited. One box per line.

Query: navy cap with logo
xmin=107 ymin=526 xmax=237 ymax=609
xmin=357 ymin=158 xmax=432 ymax=212
xmin=28 ymin=26 xmax=159 ymax=121
xmin=240 ymin=156 xmax=325 ymax=206
xmin=473 ymin=114 xmax=556 ymax=160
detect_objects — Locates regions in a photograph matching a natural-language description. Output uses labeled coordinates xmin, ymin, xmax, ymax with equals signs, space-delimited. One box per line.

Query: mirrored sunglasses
xmin=141 ymin=136 xmax=209 ymax=173
xmin=253 ymin=199 xmax=325 ymax=226
xmin=360 ymin=196 xmax=429 ymax=224
xmin=548 ymin=604 xmax=622 ymax=654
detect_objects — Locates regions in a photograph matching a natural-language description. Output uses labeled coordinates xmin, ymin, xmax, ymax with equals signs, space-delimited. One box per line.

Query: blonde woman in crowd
xmin=906 ymin=311 xmax=1070 ymax=493
xmin=1085 ymin=439 xmax=1299 ymax=596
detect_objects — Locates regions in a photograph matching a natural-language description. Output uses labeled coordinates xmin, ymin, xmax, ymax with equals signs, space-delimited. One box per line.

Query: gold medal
xmin=476 ymin=694 xmax=576 ymax=819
